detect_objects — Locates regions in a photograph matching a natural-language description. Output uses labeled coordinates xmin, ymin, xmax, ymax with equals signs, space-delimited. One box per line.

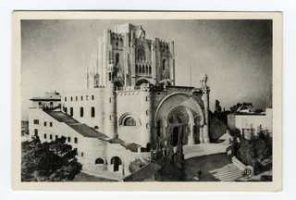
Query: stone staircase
xmin=209 ymin=163 xmax=243 ymax=182
xmin=183 ymin=143 xmax=229 ymax=160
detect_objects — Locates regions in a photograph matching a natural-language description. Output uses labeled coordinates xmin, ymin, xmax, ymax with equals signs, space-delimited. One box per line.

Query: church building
xmin=27 ymin=23 xmax=210 ymax=180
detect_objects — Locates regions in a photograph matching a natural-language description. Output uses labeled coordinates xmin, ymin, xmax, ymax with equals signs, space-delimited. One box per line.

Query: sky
xmin=21 ymin=19 xmax=272 ymax=119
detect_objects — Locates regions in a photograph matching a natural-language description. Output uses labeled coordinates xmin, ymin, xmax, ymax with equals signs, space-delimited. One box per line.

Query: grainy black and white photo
xmin=13 ymin=11 xmax=282 ymax=190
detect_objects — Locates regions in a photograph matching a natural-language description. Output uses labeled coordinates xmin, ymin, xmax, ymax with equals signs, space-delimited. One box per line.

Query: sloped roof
xmin=30 ymin=91 xmax=61 ymax=101
xmin=45 ymin=111 xmax=109 ymax=141
xmin=108 ymin=138 xmax=142 ymax=152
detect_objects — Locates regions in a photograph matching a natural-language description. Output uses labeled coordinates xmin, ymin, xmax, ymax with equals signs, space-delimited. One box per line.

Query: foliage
xmin=21 ymin=135 xmax=82 ymax=182
xmin=231 ymin=131 xmax=272 ymax=173
xmin=214 ymin=100 xmax=222 ymax=113
xmin=230 ymin=102 xmax=253 ymax=113
xmin=129 ymin=158 xmax=147 ymax=173
xmin=209 ymin=112 xmax=227 ymax=142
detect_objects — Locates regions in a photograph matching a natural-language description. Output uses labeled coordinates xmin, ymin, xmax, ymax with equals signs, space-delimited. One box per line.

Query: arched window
xmin=110 ymin=156 xmax=122 ymax=172
xmin=80 ymin=107 xmax=84 ymax=117
xmin=95 ymin=158 xmax=105 ymax=164
xmin=149 ymin=65 xmax=152 ymax=74
xmin=142 ymin=65 xmax=145 ymax=73
xmin=145 ymin=65 xmax=148 ymax=74
xmin=123 ymin=117 xmax=136 ymax=126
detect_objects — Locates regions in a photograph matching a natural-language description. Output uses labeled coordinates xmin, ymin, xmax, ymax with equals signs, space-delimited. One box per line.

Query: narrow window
xmin=136 ymin=65 xmax=138 ymax=73
xmin=76 ymin=96 xmax=78 ymax=101
xmin=115 ymin=53 xmax=120 ymax=65
xmin=81 ymin=96 xmax=83 ymax=101
xmin=70 ymin=96 xmax=73 ymax=101
xmin=91 ymin=107 xmax=95 ymax=118
xmin=67 ymin=137 xmax=71 ymax=143
xmin=149 ymin=66 xmax=152 ymax=74
xmin=74 ymin=137 xmax=78 ymax=144
xmin=91 ymin=95 xmax=94 ymax=100
xmin=70 ymin=107 xmax=73 ymax=117
xmin=65 ymin=97 xmax=67 ymax=102
xmin=109 ymin=72 xmax=112 ymax=81
xmin=33 ymin=119 xmax=39 ymax=125
xmin=44 ymin=121 xmax=47 ymax=126
xmin=34 ymin=129 xmax=38 ymax=136
xmin=80 ymin=107 xmax=84 ymax=117
xmin=109 ymin=51 xmax=112 ymax=64
xmin=146 ymin=110 xmax=149 ymax=116
xmin=49 ymin=122 xmax=53 ymax=127
xmin=109 ymin=97 xmax=112 ymax=103
xmin=55 ymin=135 xmax=58 ymax=139
xmin=81 ymin=152 xmax=84 ymax=157
xmin=162 ymin=59 xmax=166 ymax=70
xmin=44 ymin=134 xmax=47 ymax=139
xmin=146 ymin=65 xmax=148 ymax=74
xmin=64 ymin=107 xmax=67 ymax=113
xmin=50 ymin=134 xmax=53 ymax=140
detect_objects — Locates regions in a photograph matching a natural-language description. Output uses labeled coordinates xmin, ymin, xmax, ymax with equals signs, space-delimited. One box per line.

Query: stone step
xmin=210 ymin=164 xmax=243 ymax=182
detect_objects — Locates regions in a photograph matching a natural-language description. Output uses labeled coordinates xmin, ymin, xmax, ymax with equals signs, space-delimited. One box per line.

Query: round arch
xmin=135 ymin=77 xmax=155 ymax=86
xmin=155 ymin=92 xmax=205 ymax=125
xmin=118 ymin=112 xmax=141 ymax=126
xmin=95 ymin=158 xmax=105 ymax=164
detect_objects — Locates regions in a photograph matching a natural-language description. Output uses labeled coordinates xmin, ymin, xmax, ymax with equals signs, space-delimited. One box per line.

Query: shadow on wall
xmin=209 ymin=112 xmax=227 ymax=142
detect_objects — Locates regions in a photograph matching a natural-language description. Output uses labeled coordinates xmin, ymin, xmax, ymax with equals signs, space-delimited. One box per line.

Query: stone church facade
xmin=27 ymin=24 xmax=210 ymax=180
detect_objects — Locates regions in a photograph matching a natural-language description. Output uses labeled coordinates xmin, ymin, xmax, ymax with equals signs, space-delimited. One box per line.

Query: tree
xmin=214 ymin=100 xmax=222 ymax=114
xmin=21 ymin=135 xmax=82 ymax=181
xmin=209 ymin=114 xmax=227 ymax=142
xmin=129 ymin=158 xmax=147 ymax=173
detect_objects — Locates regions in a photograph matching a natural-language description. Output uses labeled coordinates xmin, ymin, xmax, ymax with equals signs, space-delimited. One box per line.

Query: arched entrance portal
xmin=110 ymin=156 xmax=122 ymax=172
xmin=154 ymin=92 xmax=207 ymax=149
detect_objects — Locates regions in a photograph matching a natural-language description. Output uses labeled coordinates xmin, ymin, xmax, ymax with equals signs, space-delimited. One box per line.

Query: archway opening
xmin=167 ymin=106 xmax=189 ymax=147
xmin=111 ymin=156 xmax=122 ymax=172
xmin=154 ymin=93 xmax=205 ymax=149
xmin=171 ymin=126 xmax=180 ymax=146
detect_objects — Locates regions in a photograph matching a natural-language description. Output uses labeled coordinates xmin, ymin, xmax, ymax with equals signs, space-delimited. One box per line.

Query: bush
xmin=21 ymin=136 xmax=82 ymax=181
xmin=129 ymin=159 xmax=147 ymax=173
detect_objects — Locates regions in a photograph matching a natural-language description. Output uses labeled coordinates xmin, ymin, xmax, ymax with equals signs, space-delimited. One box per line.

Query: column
xmin=187 ymin=123 xmax=194 ymax=145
